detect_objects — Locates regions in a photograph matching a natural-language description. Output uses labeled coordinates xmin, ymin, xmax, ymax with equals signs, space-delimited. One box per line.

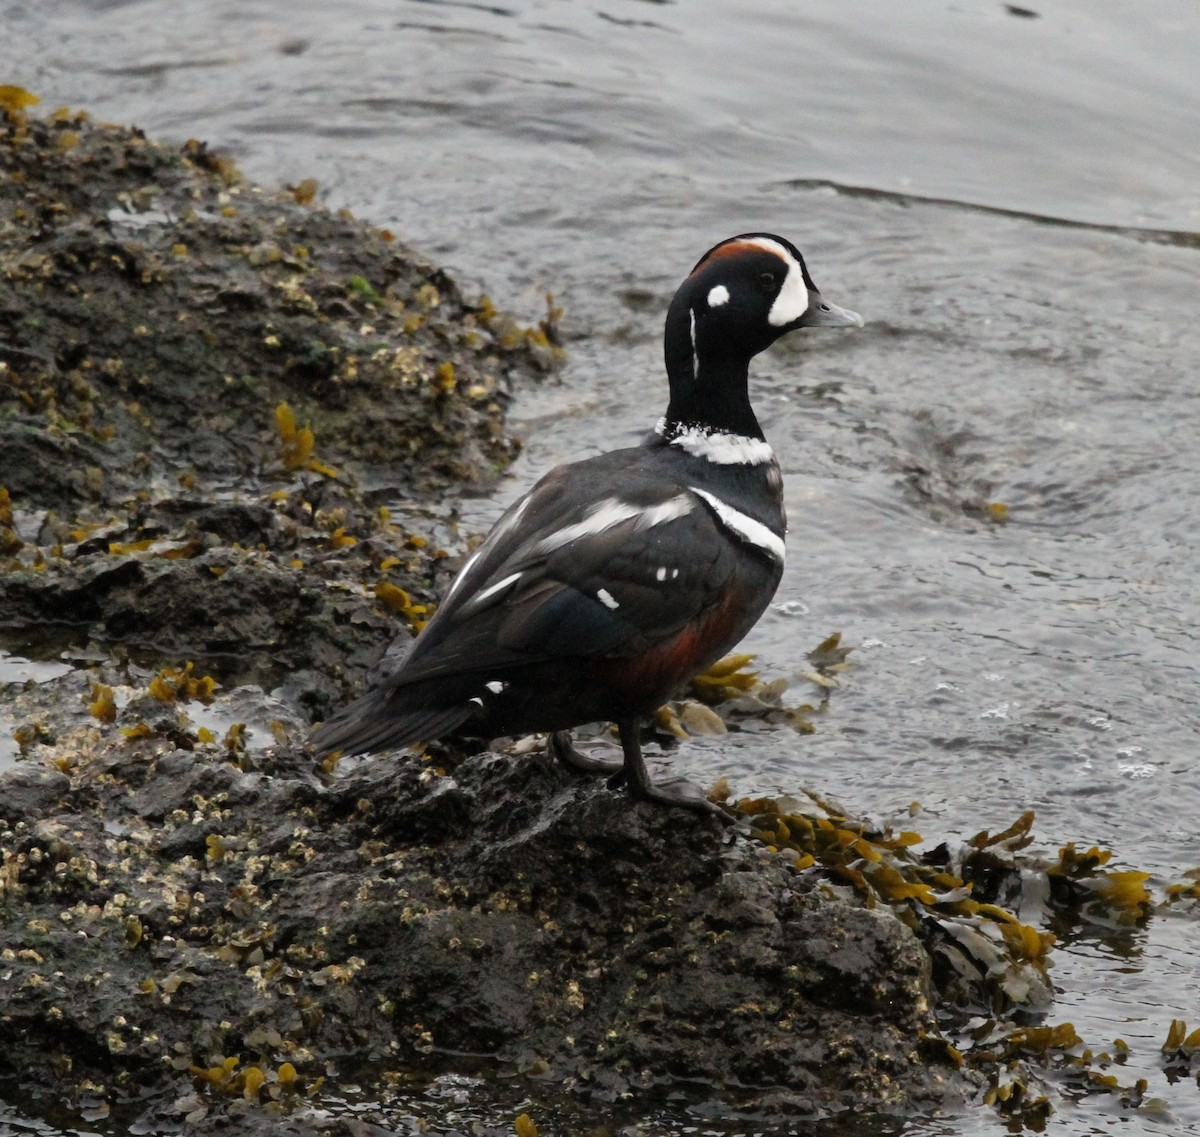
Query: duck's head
xmin=663 ymin=233 xmax=861 ymax=436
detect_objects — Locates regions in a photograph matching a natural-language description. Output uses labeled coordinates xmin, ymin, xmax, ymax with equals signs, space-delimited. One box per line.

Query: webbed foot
xmin=548 ymin=730 xmax=625 ymax=776
xmin=616 ymin=720 xmax=733 ymax=823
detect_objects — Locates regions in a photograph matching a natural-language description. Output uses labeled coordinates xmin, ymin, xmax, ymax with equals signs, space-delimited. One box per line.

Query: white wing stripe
xmin=533 ymin=494 xmax=692 ymax=555
xmin=634 ymin=494 xmax=693 ymax=528
xmin=690 ymin=488 xmax=786 ymax=564
xmin=443 ymin=494 xmax=531 ymax=603
xmin=443 ymin=547 xmax=481 ymax=603
xmin=467 ymin=570 xmax=523 ymax=607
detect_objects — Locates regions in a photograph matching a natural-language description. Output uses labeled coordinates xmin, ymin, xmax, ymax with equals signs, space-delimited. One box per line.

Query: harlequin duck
xmin=310 ymin=233 xmax=862 ymax=815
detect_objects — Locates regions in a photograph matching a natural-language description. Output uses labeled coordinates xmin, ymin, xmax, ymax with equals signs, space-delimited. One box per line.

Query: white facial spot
xmin=707 ymin=284 xmax=730 ymax=308
xmin=485 ymin=681 xmax=505 ymax=695
xmin=671 ymin=568 xmax=680 ymax=579
xmin=690 ymin=487 xmax=786 ymax=564
xmin=655 ymin=566 xmax=667 ymax=582
xmin=743 ymin=236 xmax=809 ymax=327
xmin=596 ymin=588 xmax=620 ymax=610
xmin=469 ymin=696 xmax=484 ymax=707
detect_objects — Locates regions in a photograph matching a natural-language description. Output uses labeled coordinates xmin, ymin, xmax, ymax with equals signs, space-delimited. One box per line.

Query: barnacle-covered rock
xmin=0 ymin=682 xmax=973 ymax=1128
xmin=0 ymin=105 xmax=557 ymax=514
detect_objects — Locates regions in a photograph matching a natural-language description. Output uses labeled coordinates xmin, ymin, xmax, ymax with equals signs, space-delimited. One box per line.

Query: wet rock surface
xmin=0 ymin=692 xmax=962 ymax=1128
xmin=0 ymin=103 xmax=557 ymax=717
xmin=1 ymin=103 xmax=970 ymax=1130
xmin=0 ymin=107 xmax=551 ymax=511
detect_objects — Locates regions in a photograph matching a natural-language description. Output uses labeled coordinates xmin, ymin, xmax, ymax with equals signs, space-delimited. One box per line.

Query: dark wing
xmin=389 ymin=456 xmax=739 ymax=687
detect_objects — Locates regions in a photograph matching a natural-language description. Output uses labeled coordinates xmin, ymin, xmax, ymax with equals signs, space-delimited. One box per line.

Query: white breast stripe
xmin=745 ymin=236 xmax=809 ymax=327
xmin=657 ymin=421 xmax=776 ymax=466
xmin=596 ymin=588 xmax=620 ymax=610
xmin=690 ymin=487 xmax=786 ymax=564
xmin=534 ymin=494 xmax=692 ymax=555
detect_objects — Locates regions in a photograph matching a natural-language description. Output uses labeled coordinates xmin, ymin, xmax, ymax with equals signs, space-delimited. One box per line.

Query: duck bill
xmin=798 ymin=289 xmax=863 ymax=328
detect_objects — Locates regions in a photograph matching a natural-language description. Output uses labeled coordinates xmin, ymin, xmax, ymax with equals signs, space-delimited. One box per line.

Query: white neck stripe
xmin=690 ymin=487 xmax=786 ymax=564
xmin=655 ymin=420 xmax=776 ymax=466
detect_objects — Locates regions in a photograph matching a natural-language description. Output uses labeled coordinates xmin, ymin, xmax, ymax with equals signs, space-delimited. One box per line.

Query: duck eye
xmin=759 ymin=271 xmax=777 ymax=292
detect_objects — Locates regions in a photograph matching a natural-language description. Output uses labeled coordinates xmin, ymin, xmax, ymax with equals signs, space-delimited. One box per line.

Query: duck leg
xmin=548 ymin=730 xmax=624 ymax=776
xmin=616 ymin=720 xmax=732 ymax=821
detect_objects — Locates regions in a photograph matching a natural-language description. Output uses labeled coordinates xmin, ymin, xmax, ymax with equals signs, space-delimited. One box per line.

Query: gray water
xmin=3 ymin=0 xmax=1200 ymax=1132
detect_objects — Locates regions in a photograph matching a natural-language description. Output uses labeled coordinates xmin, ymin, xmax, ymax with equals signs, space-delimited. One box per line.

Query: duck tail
xmin=308 ymin=686 xmax=473 ymax=759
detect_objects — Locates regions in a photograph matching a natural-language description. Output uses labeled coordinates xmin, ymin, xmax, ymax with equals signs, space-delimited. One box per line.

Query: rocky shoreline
xmin=0 ymin=100 xmax=1106 ymax=1134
